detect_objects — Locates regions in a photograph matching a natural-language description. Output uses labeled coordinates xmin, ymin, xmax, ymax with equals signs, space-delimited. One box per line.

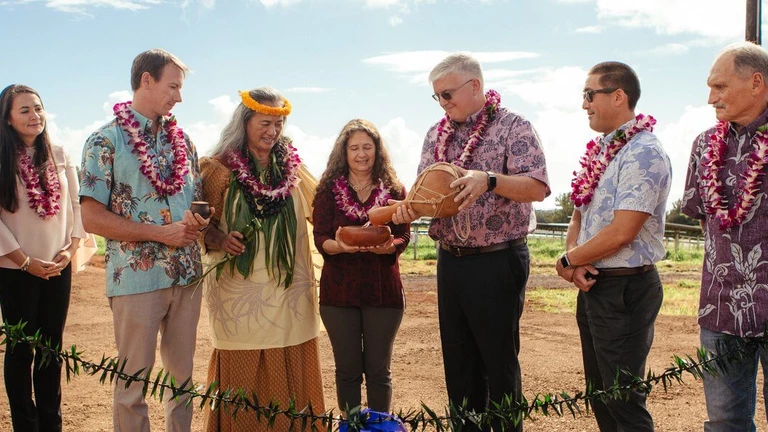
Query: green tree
xmin=552 ymin=192 xmax=575 ymax=223
xmin=666 ymin=198 xmax=697 ymax=225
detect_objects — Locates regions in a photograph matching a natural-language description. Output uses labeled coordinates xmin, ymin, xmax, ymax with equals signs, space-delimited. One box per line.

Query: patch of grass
xmin=95 ymin=235 xmax=106 ymax=256
xmin=665 ymin=248 xmax=705 ymax=262
xmin=526 ymin=280 xmax=700 ymax=317
xmin=402 ymin=240 xmax=438 ymax=261
xmin=400 ymin=259 xmax=437 ymax=276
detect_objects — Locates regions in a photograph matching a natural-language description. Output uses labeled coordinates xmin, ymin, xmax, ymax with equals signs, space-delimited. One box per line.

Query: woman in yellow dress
xmin=199 ymin=87 xmax=324 ymax=431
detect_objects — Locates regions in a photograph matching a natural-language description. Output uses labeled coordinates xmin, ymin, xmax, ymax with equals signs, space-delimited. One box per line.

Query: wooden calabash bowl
xmin=338 ymin=225 xmax=392 ymax=247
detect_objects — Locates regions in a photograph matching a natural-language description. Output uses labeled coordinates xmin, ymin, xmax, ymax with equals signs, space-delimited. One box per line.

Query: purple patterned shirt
xmin=682 ymin=107 xmax=768 ymax=337
xmin=418 ymin=104 xmax=550 ymax=247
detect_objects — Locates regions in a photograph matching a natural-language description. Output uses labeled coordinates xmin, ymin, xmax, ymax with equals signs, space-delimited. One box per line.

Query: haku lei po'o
xmin=570 ymin=113 xmax=656 ymax=207
xmin=699 ymin=120 xmax=768 ymax=230
xmin=18 ymin=151 xmax=61 ymax=219
xmin=434 ymin=89 xmax=501 ymax=168
xmin=113 ymin=101 xmax=189 ymax=197
xmin=332 ymin=176 xmax=391 ymax=222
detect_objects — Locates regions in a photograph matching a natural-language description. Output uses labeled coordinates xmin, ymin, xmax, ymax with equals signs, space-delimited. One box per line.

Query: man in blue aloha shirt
xmin=555 ymin=61 xmax=672 ymax=432
xmin=79 ymin=49 xmax=210 ymax=432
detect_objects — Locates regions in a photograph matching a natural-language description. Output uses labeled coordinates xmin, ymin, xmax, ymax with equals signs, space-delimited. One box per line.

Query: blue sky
xmin=0 ymin=0 xmax=759 ymax=208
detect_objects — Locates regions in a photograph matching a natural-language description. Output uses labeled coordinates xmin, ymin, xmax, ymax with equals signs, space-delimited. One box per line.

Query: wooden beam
xmin=747 ymin=0 xmax=762 ymax=44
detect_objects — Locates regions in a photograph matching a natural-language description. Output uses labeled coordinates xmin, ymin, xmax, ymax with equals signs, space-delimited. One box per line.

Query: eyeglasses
xmin=583 ymin=87 xmax=618 ymax=103
xmin=432 ymin=79 xmax=474 ymax=102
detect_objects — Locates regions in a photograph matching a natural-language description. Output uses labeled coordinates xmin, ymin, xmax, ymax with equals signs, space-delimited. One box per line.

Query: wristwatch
xmin=486 ymin=172 xmax=497 ymax=192
xmin=559 ymin=253 xmax=571 ymax=268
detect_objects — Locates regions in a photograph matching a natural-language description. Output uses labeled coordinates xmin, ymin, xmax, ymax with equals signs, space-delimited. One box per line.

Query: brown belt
xmin=440 ymin=237 xmax=527 ymax=258
xmin=592 ymin=264 xmax=656 ymax=278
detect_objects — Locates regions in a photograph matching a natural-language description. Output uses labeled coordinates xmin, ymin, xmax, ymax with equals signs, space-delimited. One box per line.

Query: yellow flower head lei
xmin=239 ymin=90 xmax=292 ymax=117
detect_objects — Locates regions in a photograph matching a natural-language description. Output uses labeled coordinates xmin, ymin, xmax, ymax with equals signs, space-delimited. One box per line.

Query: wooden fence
xmin=407 ymin=220 xmax=703 ymax=259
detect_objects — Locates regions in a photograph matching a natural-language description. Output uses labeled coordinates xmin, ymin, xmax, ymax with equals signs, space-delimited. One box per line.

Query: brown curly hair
xmin=315 ymin=119 xmax=401 ymax=199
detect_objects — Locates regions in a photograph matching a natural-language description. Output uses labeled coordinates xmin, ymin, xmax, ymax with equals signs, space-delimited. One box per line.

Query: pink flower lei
xmin=227 ymin=141 xmax=302 ymax=200
xmin=570 ymin=113 xmax=656 ymax=207
xmin=17 ymin=150 xmax=61 ymax=219
xmin=332 ymin=176 xmax=391 ymax=223
xmin=700 ymin=120 xmax=768 ymax=230
xmin=113 ymin=101 xmax=189 ymax=197
xmin=434 ymin=89 xmax=501 ymax=168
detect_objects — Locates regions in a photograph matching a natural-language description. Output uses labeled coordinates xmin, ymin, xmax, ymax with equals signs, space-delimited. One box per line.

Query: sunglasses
xmin=583 ymin=87 xmax=618 ymax=103
xmin=432 ymin=79 xmax=474 ymax=102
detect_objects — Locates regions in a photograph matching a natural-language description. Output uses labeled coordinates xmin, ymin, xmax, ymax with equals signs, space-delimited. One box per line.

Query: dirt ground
xmin=1 ymin=260 xmax=766 ymax=431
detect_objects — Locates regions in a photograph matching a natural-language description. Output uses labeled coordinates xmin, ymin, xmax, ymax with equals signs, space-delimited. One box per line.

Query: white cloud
xmin=564 ymin=0 xmax=745 ymax=44
xmin=493 ymin=66 xmax=589 ymax=110
xmin=529 ymin=108 xmax=595 ymax=209
xmin=379 ymin=117 xmax=423 ymax=187
xmin=574 ymin=25 xmax=602 ymax=34
xmin=44 ymin=0 xmax=158 ymax=15
xmin=260 ymin=0 xmax=300 ymax=7
xmin=389 ymin=15 xmax=403 ymax=26
xmin=365 ymin=0 xmax=400 ymax=7
xmin=644 ymin=42 xmax=690 ymax=56
xmin=284 ymin=125 xmax=335 ymax=179
xmin=185 ymin=95 xmax=239 ymax=157
xmin=364 ymin=50 xmax=540 ymax=87
xmin=284 ymin=87 xmax=333 ymax=94
xmin=655 ymin=104 xmax=715 ymax=204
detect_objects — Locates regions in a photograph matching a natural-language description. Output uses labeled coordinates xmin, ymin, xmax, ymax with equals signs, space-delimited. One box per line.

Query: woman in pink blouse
xmin=0 ymin=84 xmax=86 ymax=431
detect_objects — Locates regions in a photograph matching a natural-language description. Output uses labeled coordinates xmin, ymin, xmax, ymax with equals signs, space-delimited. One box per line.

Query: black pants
xmin=0 ymin=265 xmax=72 ymax=432
xmin=319 ymin=305 xmax=404 ymax=412
xmin=437 ymin=244 xmax=529 ymax=432
xmin=576 ymin=269 xmax=663 ymax=432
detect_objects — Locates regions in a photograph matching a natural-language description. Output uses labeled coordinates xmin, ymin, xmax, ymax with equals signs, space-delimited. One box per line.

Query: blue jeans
xmin=700 ymin=327 xmax=768 ymax=432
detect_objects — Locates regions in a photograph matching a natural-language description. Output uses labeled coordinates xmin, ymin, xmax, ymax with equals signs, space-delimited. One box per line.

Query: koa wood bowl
xmin=338 ymin=226 xmax=391 ymax=247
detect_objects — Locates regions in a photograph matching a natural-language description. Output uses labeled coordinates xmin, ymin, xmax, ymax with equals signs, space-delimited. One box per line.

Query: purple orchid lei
xmin=570 ymin=113 xmax=656 ymax=207
xmin=434 ymin=89 xmax=501 ymax=168
xmin=113 ymin=101 xmax=189 ymax=197
xmin=227 ymin=141 xmax=302 ymax=200
xmin=700 ymin=120 xmax=768 ymax=230
xmin=332 ymin=175 xmax=391 ymax=223
xmin=18 ymin=151 xmax=61 ymax=219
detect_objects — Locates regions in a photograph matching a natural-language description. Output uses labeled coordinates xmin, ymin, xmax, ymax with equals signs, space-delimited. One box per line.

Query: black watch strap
xmin=486 ymin=172 xmax=497 ymax=192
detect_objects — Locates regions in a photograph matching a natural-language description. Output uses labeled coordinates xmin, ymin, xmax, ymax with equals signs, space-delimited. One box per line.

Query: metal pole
xmin=747 ymin=0 xmax=762 ymax=44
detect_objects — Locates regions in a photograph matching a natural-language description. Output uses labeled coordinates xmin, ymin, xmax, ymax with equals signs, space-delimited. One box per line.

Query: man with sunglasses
xmin=393 ymin=53 xmax=550 ymax=431
xmin=555 ymin=61 xmax=671 ymax=431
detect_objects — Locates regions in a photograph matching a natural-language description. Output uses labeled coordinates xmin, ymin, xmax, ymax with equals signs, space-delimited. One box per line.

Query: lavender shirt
xmin=682 ymin=108 xmax=768 ymax=337
xmin=576 ymin=126 xmax=671 ymax=268
xmin=418 ymin=105 xmax=550 ymax=247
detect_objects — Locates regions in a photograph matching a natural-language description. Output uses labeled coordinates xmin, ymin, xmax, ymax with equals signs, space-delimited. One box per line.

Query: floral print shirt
xmin=576 ymin=125 xmax=672 ymax=268
xmin=682 ymin=109 xmax=768 ymax=337
xmin=80 ymin=107 xmax=202 ymax=297
xmin=419 ymin=105 xmax=550 ymax=247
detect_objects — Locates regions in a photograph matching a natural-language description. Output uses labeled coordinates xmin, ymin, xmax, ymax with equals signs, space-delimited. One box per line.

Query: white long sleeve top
xmin=0 ymin=144 xmax=87 ymax=268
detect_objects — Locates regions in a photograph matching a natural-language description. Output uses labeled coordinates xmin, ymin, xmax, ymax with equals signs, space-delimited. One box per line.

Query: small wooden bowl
xmin=338 ymin=226 xmax=391 ymax=247
xmin=190 ymin=201 xmax=211 ymax=219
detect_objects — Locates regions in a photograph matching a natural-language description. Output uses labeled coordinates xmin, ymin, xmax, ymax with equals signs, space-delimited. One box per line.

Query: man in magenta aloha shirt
xmin=682 ymin=41 xmax=768 ymax=432
xmin=394 ymin=53 xmax=550 ymax=432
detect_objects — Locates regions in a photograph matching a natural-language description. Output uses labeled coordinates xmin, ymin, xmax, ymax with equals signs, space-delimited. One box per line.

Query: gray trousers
xmin=576 ymin=269 xmax=663 ymax=432
xmin=320 ymin=305 xmax=403 ymax=412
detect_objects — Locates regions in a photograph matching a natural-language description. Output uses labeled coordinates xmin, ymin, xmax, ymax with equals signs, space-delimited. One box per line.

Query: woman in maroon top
xmin=313 ymin=118 xmax=409 ymax=413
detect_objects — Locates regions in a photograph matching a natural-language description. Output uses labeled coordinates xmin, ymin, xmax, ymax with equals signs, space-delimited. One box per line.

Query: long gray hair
xmin=210 ymin=87 xmax=287 ymax=158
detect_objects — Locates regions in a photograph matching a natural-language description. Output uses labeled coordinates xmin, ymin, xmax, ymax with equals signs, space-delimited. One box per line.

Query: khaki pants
xmin=109 ymin=285 xmax=202 ymax=432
